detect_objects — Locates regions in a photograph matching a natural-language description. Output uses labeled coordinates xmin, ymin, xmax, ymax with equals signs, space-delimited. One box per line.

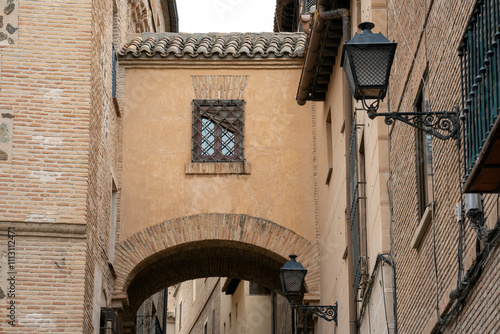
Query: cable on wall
xmin=387 ymin=0 xmax=500 ymax=333
xmin=432 ymin=220 xmax=500 ymax=333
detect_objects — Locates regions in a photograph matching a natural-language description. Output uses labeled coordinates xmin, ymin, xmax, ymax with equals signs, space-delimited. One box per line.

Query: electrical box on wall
xmin=465 ymin=193 xmax=483 ymax=217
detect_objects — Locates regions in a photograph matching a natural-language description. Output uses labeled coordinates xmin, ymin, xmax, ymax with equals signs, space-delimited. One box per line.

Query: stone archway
xmin=112 ymin=213 xmax=319 ymax=322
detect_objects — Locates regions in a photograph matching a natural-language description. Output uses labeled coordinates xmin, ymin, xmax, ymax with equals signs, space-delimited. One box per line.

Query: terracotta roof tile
xmin=118 ymin=32 xmax=306 ymax=59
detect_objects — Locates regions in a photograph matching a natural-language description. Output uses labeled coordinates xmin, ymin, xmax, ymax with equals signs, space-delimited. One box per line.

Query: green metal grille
xmin=459 ymin=0 xmax=500 ymax=176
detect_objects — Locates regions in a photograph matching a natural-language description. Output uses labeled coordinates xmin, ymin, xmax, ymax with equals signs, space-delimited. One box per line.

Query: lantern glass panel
xmin=350 ymin=45 xmax=395 ymax=89
xmin=281 ymin=270 xmax=306 ymax=295
xmin=342 ymin=51 xmax=357 ymax=98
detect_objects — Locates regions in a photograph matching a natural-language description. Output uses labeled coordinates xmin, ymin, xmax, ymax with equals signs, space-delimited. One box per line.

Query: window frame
xmin=415 ymin=83 xmax=434 ymax=219
xmin=178 ymin=301 xmax=182 ymax=331
xmin=325 ymin=109 xmax=334 ymax=185
xmin=192 ymin=99 xmax=245 ymax=162
xmin=249 ymin=281 xmax=271 ymax=295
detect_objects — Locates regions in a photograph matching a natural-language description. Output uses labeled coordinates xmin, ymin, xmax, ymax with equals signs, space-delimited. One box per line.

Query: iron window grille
xmin=296 ymin=309 xmax=315 ymax=334
xmin=100 ymin=307 xmax=118 ymax=334
xmin=192 ymin=99 xmax=245 ymax=162
xmin=458 ymin=0 xmax=500 ymax=177
xmin=349 ymin=110 xmax=368 ymax=293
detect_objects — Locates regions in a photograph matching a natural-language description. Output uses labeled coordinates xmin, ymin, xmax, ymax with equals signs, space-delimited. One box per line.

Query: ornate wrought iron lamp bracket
xmin=294 ymin=302 xmax=338 ymax=325
xmin=341 ymin=21 xmax=459 ymax=141
xmin=365 ymin=103 xmax=460 ymax=141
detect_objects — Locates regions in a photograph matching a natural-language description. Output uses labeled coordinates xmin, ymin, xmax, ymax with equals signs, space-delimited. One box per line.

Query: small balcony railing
xmin=459 ymin=0 xmax=500 ymax=192
xmin=349 ymin=111 xmax=368 ymax=292
xmin=136 ymin=315 xmax=164 ymax=334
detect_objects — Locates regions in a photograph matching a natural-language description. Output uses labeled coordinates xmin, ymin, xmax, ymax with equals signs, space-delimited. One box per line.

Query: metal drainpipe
xmin=296 ymin=9 xmax=326 ymax=105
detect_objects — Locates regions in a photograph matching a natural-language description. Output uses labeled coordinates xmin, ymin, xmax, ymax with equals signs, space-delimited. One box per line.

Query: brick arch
xmin=112 ymin=213 xmax=319 ymax=320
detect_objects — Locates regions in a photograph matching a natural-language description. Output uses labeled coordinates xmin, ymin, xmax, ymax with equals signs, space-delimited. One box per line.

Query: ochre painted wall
xmin=314 ymin=1 xmax=394 ymax=333
xmin=120 ymin=67 xmax=316 ymax=243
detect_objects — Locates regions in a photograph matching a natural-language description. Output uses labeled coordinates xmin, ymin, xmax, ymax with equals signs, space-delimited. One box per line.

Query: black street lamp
xmin=280 ymin=255 xmax=338 ymax=331
xmin=280 ymin=254 xmax=308 ymax=302
xmin=341 ymin=22 xmax=458 ymax=141
xmin=341 ymin=21 xmax=397 ymax=112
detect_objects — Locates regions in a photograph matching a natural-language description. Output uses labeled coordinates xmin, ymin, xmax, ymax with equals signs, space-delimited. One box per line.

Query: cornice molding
xmin=118 ymin=57 xmax=304 ymax=69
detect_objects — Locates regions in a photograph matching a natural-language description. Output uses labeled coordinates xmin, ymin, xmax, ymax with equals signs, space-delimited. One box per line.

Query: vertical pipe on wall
xmin=296 ymin=0 xmax=350 ymax=105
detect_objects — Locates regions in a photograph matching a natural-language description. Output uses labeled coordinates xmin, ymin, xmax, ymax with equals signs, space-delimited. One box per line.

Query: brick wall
xmin=0 ymin=0 xmax=124 ymax=332
xmin=0 ymin=228 xmax=86 ymax=333
xmin=83 ymin=0 xmax=122 ymax=332
xmin=0 ymin=0 xmax=94 ymax=332
xmin=0 ymin=0 xmax=92 ymax=224
xmin=112 ymin=213 xmax=320 ymax=323
xmin=387 ymin=0 xmax=500 ymax=332
xmin=175 ymin=278 xmax=221 ymax=334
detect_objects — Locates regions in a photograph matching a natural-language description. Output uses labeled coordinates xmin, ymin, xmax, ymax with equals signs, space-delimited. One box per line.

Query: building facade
xmin=171 ymin=278 xmax=282 ymax=334
xmin=387 ymin=0 xmax=500 ymax=332
xmin=294 ymin=0 xmax=500 ymax=333
xmin=0 ymin=0 xmax=499 ymax=333
xmin=0 ymin=0 xmax=177 ymax=333
xmin=113 ymin=30 xmax=318 ymax=333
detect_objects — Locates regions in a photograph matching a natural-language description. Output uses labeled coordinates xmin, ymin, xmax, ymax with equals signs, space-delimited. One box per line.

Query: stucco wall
xmin=314 ymin=1 xmax=394 ymax=333
xmin=220 ymin=281 xmax=273 ymax=334
xmin=120 ymin=67 xmax=316 ymax=243
xmin=315 ymin=60 xmax=351 ymax=334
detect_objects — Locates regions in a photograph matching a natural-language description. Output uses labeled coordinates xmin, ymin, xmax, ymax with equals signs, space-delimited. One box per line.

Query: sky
xmin=176 ymin=0 xmax=276 ymax=33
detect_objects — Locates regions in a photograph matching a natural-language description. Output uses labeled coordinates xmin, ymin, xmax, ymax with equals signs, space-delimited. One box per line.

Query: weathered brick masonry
xmin=83 ymin=0 xmax=123 ymax=332
xmin=0 ymin=0 xmax=91 ymax=224
xmin=0 ymin=225 xmax=86 ymax=333
xmin=388 ymin=0 xmax=500 ymax=332
xmin=0 ymin=0 xmax=92 ymax=332
xmin=0 ymin=0 xmax=122 ymax=332
xmin=113 ymin=213 xmax=320 ymax=322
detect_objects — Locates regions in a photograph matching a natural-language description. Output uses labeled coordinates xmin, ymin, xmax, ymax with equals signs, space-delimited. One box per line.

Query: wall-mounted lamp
xmin=280 ymin=255 xmax=338 ymax=331
xmin=341 ymin=22 xmax=458 ymax=141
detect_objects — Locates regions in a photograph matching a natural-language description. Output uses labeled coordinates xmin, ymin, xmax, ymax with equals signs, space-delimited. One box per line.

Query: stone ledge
xmin=185 ymin=161 xmax=251 ymax=175
xmin=411 ymin=205 xmax=433 ymax=249
xmin=112 ymin=292 xmax=129 ymax=311
xmin=0 ymin=221 xmax=86 ymax=239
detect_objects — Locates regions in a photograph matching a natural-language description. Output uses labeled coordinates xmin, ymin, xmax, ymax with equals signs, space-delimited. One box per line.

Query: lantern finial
xmin=358 ymin=21 xmax=375 ymax=31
